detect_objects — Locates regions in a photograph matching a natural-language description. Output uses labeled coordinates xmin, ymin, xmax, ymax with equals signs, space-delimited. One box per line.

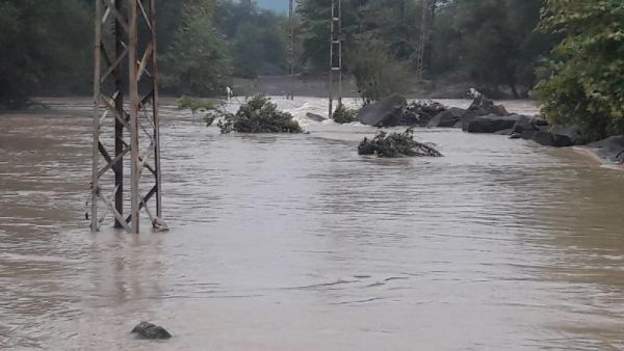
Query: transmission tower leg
xmin=91 ymin=0 xmax=166 ymax=233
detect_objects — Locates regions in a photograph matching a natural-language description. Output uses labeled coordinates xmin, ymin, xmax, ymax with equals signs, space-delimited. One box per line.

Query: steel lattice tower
xmin=328 ymin=0 xmax=343 ymax=118
xmin=91 ymin=0 xmax=166 ymax=233
xmin=288 ymin=0 xmax=296 ymax=100
xmin=415 ymin=0 xmax=434 ymax=80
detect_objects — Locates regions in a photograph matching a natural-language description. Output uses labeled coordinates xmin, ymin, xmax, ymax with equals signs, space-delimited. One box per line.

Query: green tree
xmin=0 ymin=0 xmax=92 ymax=109
xmin=537 ymin=0 xmax=624 ymax=141
xmin=161 ymin=0 xmax=233 ymax=96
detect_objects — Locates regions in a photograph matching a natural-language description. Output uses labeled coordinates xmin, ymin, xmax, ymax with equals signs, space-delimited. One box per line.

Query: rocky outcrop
xmin=131 ymin=322 xmax=172 ymax=340
xmin=586 ymin=136 xmax=624 ymax=163
xmin=427 ymin=107 xmax=467 ymax=128
xmin=532 ymin=126 xmax=580 ymax=147
xmin=358 ymin=95 xmax=407 ymax=127
xmin=401 ymin=101 xmax=447 ymax=126
xmin=464 ymin=114 xmax=523 ymax=133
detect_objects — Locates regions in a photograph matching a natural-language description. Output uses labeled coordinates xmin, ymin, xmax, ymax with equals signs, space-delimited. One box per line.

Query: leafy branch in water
xmin=217 ymin=96 xmax=302 ymax=134
xmin=358 ymin=128 xmax=443 ymax=158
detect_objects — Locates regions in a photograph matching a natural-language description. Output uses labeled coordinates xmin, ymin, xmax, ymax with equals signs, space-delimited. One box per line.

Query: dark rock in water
xmin=464 ymin=114 xmax=522 ymax=133
xmin=131 ymin=322 xmax=172 ymax=340
xmin=467 ymin=94 xmax=509 ymax=116
xmin=533 ymin=126 xmax=580 ymax=147
xmin=358 ymin=95 xmax=407 ymax=127
xmin=508 ymin=115 xmax=549 ymax=140
xmin=427 ymin=107 xmax=466 ymax=128
xmin=494 ymin=128 xmax=514 ymax=136
xmin=401 ymin=100 xmax=447 ymax=126
xmin=306 ymin=112 xmax=327 ymax=122
xmin=587 ymin=135 xmax=624 ymax=163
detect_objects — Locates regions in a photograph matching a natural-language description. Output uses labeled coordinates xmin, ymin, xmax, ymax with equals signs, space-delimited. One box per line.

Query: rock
xmin=494 ymin=128 xmax=514 ymax=136
xmin=357 ymin=94 xmax=407 ymax=127
xmin=587 ymin=135 xmax=624 ymax=163
xmin=532 ymin=126 xmax=581 ymax=147
xmin=427 ymin=107 xmax=466 ymax=128
xmin=306 ymin=112 xmax=327 ymax=122
xmin=131 ymin=322 xmax=172 ymax=340
xmin=401 ymin=100 xmax=447 ymax=126
xmin=508 ymin=115 xmax=549 ymax=140
xmin=464 ymin=114 xmax=522 ymax=133
xmin=467 ymin=93 xmax=508 ymax=117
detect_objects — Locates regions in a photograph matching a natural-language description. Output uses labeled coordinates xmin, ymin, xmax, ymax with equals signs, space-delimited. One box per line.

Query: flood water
xmin=1 ymin=97 xmax=624 ymax=350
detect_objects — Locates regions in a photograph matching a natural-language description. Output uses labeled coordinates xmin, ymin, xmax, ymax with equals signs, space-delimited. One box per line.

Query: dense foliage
xmin=297 ymin=0 xmax=553 ymax=99
xmin=536 ymin=0 xmax=624 ymax=141
xmin=0 ymin=0 xmax=92 ymax=108
xmin=218 ymin=96 xmax=302 ymax=133
xmin=0 ymin=0 xmax=288 ymax=109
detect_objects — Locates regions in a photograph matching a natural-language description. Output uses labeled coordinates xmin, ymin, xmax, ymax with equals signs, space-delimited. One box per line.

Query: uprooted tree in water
xmin=358 ymin=128 xmax=443 ymax=158
xmin=218 ymin=96 xmax=303 ymax=134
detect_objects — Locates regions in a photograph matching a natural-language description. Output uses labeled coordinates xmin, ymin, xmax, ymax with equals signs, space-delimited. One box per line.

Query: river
xmin=1 ymin=97 xmax=623 ymax=350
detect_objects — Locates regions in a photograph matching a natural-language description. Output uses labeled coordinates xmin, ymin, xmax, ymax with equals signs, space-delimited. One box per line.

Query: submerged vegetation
xmin=332 ymin=104 xmax=359 ymax=124
xmin=358 ymin=129 xmax=443 ymax=158
xmin=218 ymin=96 xmax=302 ymax=134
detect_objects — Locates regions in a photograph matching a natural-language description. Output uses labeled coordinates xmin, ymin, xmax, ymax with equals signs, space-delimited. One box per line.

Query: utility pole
xmin=328 ymin=0 xmax=342 ymax=119
xmin=288 ymin=0 xmax=295 ymax=100
xmin=415 ymin=0 xmax=434 ymax=80
xmin=91 ymin=0 xmax=166 ymax=233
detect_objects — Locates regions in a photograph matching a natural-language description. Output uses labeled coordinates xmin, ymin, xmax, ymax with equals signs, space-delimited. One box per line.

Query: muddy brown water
xmin=1 ymin=97 xmax=624 ymax=350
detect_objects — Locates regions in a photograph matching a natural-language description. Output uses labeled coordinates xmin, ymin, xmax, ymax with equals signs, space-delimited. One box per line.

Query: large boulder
xmin=586 ymin=136 xmax=624 ymax=163
xmin=532 ymin=126 xmax=581 ymax=147
xmin=464 ymin=114 xmax=522 ymax=134
xmin=509 ymin=115 xmax=549 ymax=139
xmin=428 ymin=107 xmax=467 ymax=128
xmin=131 ymin=322 xmax=172 ymax=340
xmin=467 ymin=94 xmax=509 ymax=117
xmin=358 ymin=95 xmax=407 ymax=127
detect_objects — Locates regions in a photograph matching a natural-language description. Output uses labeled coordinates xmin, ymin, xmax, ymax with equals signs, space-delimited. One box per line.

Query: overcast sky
xmin=256 ymin=0 xmax=288 ymax=12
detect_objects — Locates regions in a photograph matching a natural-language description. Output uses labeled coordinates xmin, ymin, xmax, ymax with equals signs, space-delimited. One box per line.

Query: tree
xmin=161 ymin=0 xmax=233 ymax=96
xmin=0 ymin=0 xmax=92 ymax=109
xmin=536 ymin=0 xmax=624 ymax=141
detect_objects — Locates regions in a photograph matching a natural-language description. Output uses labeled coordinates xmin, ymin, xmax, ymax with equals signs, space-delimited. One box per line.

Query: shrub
xmin=348 ymin=41 xmax=411 ymax=104
xmin=332 ymin=104 xmax=359 ymax=124
xmin=358 ymin=128 xmax=443 ymax=158
xmin=218 ymin=96 xmax=302 ymax=134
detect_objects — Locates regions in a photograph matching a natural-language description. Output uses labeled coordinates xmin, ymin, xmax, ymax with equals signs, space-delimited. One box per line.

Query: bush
xmin=358 ymin=128 xmax=443 ymax=158
xmin=332 ymin=104 xmax=359 ymax=124
xmin=348 ymin=41 xmax=411 ymax=104
xmin=218 ymin=96 xmax=302 ymax=134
